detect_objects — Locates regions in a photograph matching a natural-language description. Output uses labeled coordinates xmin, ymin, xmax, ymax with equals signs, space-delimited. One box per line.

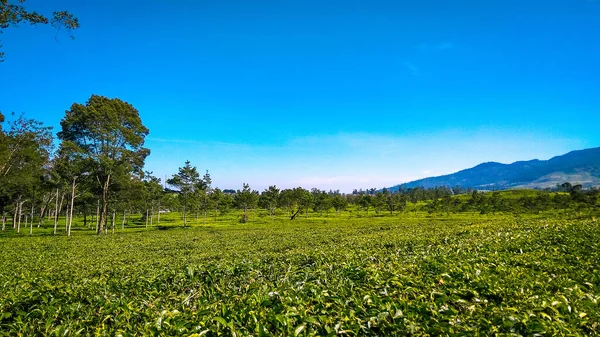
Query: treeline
xmin=422 ymin=188 xmax=600 ymax=215
xmin=1 ymin=95 xmax=599 ymax=236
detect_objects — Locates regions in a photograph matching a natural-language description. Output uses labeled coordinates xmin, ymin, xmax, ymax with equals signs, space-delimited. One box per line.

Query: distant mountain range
xmin=388 ymin=146 xmax=600 ymax=191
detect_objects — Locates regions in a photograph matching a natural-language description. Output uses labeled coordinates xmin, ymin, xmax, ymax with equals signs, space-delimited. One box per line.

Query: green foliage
xmin=0 ymin=113 xmax=53 ymax=217
xmin=167 ymin=161 xmax=206 ymax=227
xmin=0 ymin=0 xmax=79 ymax=61
xmin=1 ymin=215 xmax=599 ymax=335
xmin=259 ymin=185 xmax=280 ymax=217
xmin=234 ymin=183 xmax=259 ymax=221
xmin=58 ymin=95 xmax=150 ymax=234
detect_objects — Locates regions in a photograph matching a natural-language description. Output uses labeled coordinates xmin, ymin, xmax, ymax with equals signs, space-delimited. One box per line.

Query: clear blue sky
xmin=1 ymin=0 xmax=599 ymax=192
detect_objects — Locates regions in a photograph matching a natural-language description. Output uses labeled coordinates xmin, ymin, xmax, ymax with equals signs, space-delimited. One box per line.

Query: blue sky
xmin=1 ymin=0 xmax=599 ymax=191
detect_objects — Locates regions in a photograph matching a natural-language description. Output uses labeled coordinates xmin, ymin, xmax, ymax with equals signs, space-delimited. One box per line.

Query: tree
xmin=312 ymin=188 xmax=331 ymax=216
xmin=0 ymin=0 xmax=79 ymax=61
xmin=383 ymin=190 xmax=404 ymax=215
xmin=167 ymin=161 xmax=204 ymax=227
xmin=372 ymin=192 xmax=385 ymax=214
xmin=278 ymin=189 xmax=298 ymax=218
xmin=297 ymin=188 xmax=314 ymax=219
xmin=54 ymin=140 xmax=88 ymax=236
xmin=259 ymin=185 xmax=280 ymax=218
xmin=234 ymin=183 xmax=258 ymax=222
xmin=0 ymin=113 xmax=53 ymax=233
xmin=209 ymin=188 xmax=225 ymax=220
xmin=58 ymin=95 xmax=150 ymax=234
xmin=143 ymin=172 xmax=163 ymax=227
xmin=358 ymin=194 xmax=372 ymax=215
xmin=331 ymin=194 xmax=347 ymax=216
xmin=200 ymin=170 xmax=211 ymax=224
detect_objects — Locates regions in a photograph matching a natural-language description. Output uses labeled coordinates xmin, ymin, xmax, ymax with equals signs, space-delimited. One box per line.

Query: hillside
xmin=390 ymin=146 xmax=600 ymax=190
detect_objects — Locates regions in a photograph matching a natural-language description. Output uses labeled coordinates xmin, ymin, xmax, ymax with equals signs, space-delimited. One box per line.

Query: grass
xmin=1 ymin=209 xmax=599 ymax=336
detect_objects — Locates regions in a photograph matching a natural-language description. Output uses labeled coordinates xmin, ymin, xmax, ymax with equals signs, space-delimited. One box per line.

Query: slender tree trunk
xmin=157 ymin=200 xmax=161 ymax=224
xmin=13 ymin=203 xmax=17 ymax=229
xmin=183 ymin=203 xmax=187 ymax=228
xmin=17 ymin=200 xmax=23 ymax=233
xmin=145 ymin=209 xmax=149 ymax=227
xmin=112 ymin=211 xmax=116 ymax=234
xmin=1 ymin=213 xmax=5 ymax=232
xmin=99 ymin=175 xmax=111 ymax=235
xmin=150 ymin=206 xmax=153 ymax=227
xmin=30 ymin=201 xmax=34 ymax=234
xmin=95 ymin=199 xmax=100 ymax=233
xmin=122 ymin=210 xmax=126 ymax=230
xmin=29 ymin=211 xmax=33 ymax=235
xmin=84 ymin=209 xmax=88 ymax=229
xmin=54 ymin=192 xmax=64 ymax=235
xmin=203 ymin=194 xmax=207 ymax=225
xmin=65 ymin=208 xmax=69 ymax=233
xmin=38 ymin=192 xmax=53 ymax=227
xmin=68 ymin=178 xmax=76 ymax=237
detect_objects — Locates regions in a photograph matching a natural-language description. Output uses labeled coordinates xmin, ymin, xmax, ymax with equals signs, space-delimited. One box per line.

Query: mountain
xmin=389 ymin=147 xmax=600 ymax=191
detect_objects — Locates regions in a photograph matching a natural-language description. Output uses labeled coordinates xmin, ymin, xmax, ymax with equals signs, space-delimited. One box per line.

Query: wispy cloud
xmin=403 ymin=61 xmax=419 ymax=76
xmin=145 ymin=131 xmax=586 ymax=192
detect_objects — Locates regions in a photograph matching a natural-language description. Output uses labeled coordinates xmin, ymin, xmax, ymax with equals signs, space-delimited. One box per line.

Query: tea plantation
xmin=1 ymin=215 xmax=599 ymax=336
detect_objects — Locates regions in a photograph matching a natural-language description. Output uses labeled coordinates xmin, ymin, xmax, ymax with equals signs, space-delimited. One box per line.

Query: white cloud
xmin=403 ymin=61 xmax=419 ymax=75
xmin=144 ymin=130 xmax=586 ymax=193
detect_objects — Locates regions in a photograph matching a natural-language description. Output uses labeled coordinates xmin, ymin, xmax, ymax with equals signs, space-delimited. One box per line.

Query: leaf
xmin=294 ymin=324 xmax=306 ymax=336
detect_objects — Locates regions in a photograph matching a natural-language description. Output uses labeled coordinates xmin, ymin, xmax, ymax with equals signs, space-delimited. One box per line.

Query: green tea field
xmin=1 ymin=214 xmax=599 ymax=336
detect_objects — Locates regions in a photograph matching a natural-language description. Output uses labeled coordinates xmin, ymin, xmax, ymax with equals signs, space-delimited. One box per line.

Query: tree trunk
xmin=68 ymin=178 xmax=76 ymax=237
xmin=150 ymin=206 xmax=153 ymax=227
xmin=65 ymin=208 xmax=69 ymax=233
xmin=13 ymin=200 xmax=19 ymax=229
xmin=183 ymin=203 xmax=187 ymax=228
xmin=122 ymin=210 xmax=126 ymax=230
xmin=17 ymin=199 xmax=23 ymax=233
xmin=157 ymin=200 xmax=161 ymax=224
xmin=84 ymin=210 xmax=88 ymax=229
xmin=38 ymin=192 xmax=54 ymax=227
xmin=99 ymin=174 xmax=111 ymax=235
xmin=112 ymin=210 xmax=116 ymax=234
xmin=54 ymin=191 xmax=64 ymax=235
xmin=95 ymin=199 xmax=100 ymax=233
xmin=203 ymin=194 xmax=207 ymax=224
xmin=290 ymin=209 xmax=301 ymax=220
xmin=30 ymin=201 xmax=34 ymax=234
xmin=145 ymin=209 xmax=149 ymax=227
xmin=1 ymin=213 xmax=5 ymax=232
